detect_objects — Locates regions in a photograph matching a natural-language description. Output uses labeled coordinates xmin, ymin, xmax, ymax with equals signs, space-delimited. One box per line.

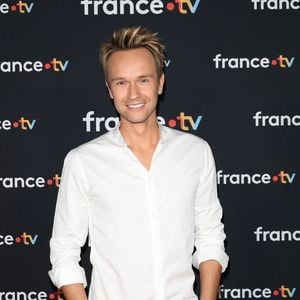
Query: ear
xmin=158 ymin=73 xmax=165 ymax=95
xmin=105 ymin=81 xmax=114 ymax=99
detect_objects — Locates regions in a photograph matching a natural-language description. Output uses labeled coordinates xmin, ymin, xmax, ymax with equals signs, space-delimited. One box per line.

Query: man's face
xmin=105 ymin=48 xmax=164 ymax=127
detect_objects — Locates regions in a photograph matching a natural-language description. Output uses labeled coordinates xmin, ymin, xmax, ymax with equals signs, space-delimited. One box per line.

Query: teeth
xmin=128 ymin=103 xmax=144 ymax=108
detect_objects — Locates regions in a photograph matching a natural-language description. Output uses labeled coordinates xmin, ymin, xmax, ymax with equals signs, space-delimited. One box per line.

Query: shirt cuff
xmin=48 ymin=265 xmax=87 ymax=289
xmin=192 ymin=246 xmax=229 ymax=273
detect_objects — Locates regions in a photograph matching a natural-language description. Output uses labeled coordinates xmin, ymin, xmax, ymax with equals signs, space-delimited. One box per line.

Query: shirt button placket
xmin=146 ymin=175 xmax=165 ymax=299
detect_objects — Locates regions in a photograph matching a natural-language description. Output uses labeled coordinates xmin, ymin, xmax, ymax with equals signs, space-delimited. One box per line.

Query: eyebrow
xmin=110 ymin=74 xmax=154 ymax=82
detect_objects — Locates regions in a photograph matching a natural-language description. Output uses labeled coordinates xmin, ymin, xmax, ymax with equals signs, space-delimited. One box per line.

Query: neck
xmin=120 ymin=120 xmax=160 ymax=149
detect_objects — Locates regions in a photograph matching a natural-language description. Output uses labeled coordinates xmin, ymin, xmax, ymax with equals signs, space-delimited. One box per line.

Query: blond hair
xmin=100 ymin=26 xmax=166 ymax=78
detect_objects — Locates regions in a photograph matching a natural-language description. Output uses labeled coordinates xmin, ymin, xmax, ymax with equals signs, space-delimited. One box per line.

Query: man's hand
xmin=61 ymin=283 xmax=88 ymax=300
xmin=199 ymin=260 xmax=222 ymax=300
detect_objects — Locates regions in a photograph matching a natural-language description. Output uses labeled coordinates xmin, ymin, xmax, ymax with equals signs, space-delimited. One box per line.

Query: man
xmin=49 ymin=26 xmax=228 ymax=300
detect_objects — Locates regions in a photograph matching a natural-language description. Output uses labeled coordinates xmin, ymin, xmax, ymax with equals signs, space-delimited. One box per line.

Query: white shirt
xmin=49 ymin=125 xmax=228 ymax=300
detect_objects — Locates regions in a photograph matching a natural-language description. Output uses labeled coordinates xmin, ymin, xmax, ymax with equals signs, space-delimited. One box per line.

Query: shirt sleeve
xmin=192 ymin=141 xmax=229 ymax=272
xmin=48 ymin=149 xmax=89 ymax=288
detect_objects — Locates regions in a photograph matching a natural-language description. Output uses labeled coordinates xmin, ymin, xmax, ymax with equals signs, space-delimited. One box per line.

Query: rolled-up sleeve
xmin=192 ymin=141 xmax=229 ymax=272
xmin=49 ymin=150 xmax=89 ymax=288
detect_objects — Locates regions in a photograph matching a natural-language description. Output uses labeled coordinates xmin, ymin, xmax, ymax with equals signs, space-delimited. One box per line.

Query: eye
xmin=115 ymin=80 xmax=127 ymax=86
xmin=140 ymin=78 xmax=150 ymax=84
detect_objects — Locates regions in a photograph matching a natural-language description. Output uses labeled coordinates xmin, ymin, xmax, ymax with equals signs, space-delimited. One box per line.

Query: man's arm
xmin=49 ymin=150 xmax=89 ymax=290
xmin=199 ymin=260 xmax=222 ymax=300
xmin=192 ymin=141 xmax=228 ymax=298
xmin=61 ymin=284 xmax=88 ymax=300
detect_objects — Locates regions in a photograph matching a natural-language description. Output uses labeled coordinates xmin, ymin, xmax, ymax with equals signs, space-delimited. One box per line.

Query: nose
xmin=128 ymin=82 xmax=141 ymax=100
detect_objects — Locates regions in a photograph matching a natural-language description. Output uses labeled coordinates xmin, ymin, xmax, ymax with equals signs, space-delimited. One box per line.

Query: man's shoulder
xmin=77 ymin=130 xmax=114 ymax=150
xmin=65 ymin=129 xmax=116 ymax=160
xmin=162 ymin=125 xmax=209 ymax=148
xmin=162 ymin=126 xmax=215 ymax=166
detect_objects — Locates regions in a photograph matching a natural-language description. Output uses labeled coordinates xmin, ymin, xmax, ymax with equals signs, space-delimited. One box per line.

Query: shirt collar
xmin=111 ymin=122 xmax=167 ymax=146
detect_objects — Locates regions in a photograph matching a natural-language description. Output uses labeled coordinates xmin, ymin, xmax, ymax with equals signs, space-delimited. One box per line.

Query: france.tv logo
xmin=157 ymin=112 xmax=202 ymax=131
xmin=217 ymin=170 xmax=296 ymax=185
xmin=0 ymin=1 xmax=34 ymax=14
xmin=83 ymin=111 xmax=203 ymax=132
xmin=251 ymin=0 xmax=300 ymax=10
xmin=213 ymin=53 xmax=295 ymax=69
xmin=0 ymin=291 xmax=64 ymax=300
xmin=0 ymin=58 xmax=69 ymax=73
xmin=81 ymin=0 xmax=201 ymax=15
xmin=0 ymin=232 xmax=38 ymax=246
xmin=219 ymin=284 xmax=297 ymax=299
xmin=0 ymin=117 xmax=36 ymax=131
xmin=0 ymin=174 xmax=61 ymax=189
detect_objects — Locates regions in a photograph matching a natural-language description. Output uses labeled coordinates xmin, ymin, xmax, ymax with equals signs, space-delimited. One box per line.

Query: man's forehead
xmin=108 ymin=48 xmax=155 ymax=63
xmin=107 ymin=49 xmax=157 ymax=79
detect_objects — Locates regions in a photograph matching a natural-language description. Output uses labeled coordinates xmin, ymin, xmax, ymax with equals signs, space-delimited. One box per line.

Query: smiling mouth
xmin=127 ymin=103 xmax=145 ymax=109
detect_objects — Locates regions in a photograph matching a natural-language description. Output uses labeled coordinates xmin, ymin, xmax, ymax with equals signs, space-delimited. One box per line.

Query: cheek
xmin=110 ymin=88 xmax=126 ymax=101
xmin=144 ymin=83 xmax=160 ymax=95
